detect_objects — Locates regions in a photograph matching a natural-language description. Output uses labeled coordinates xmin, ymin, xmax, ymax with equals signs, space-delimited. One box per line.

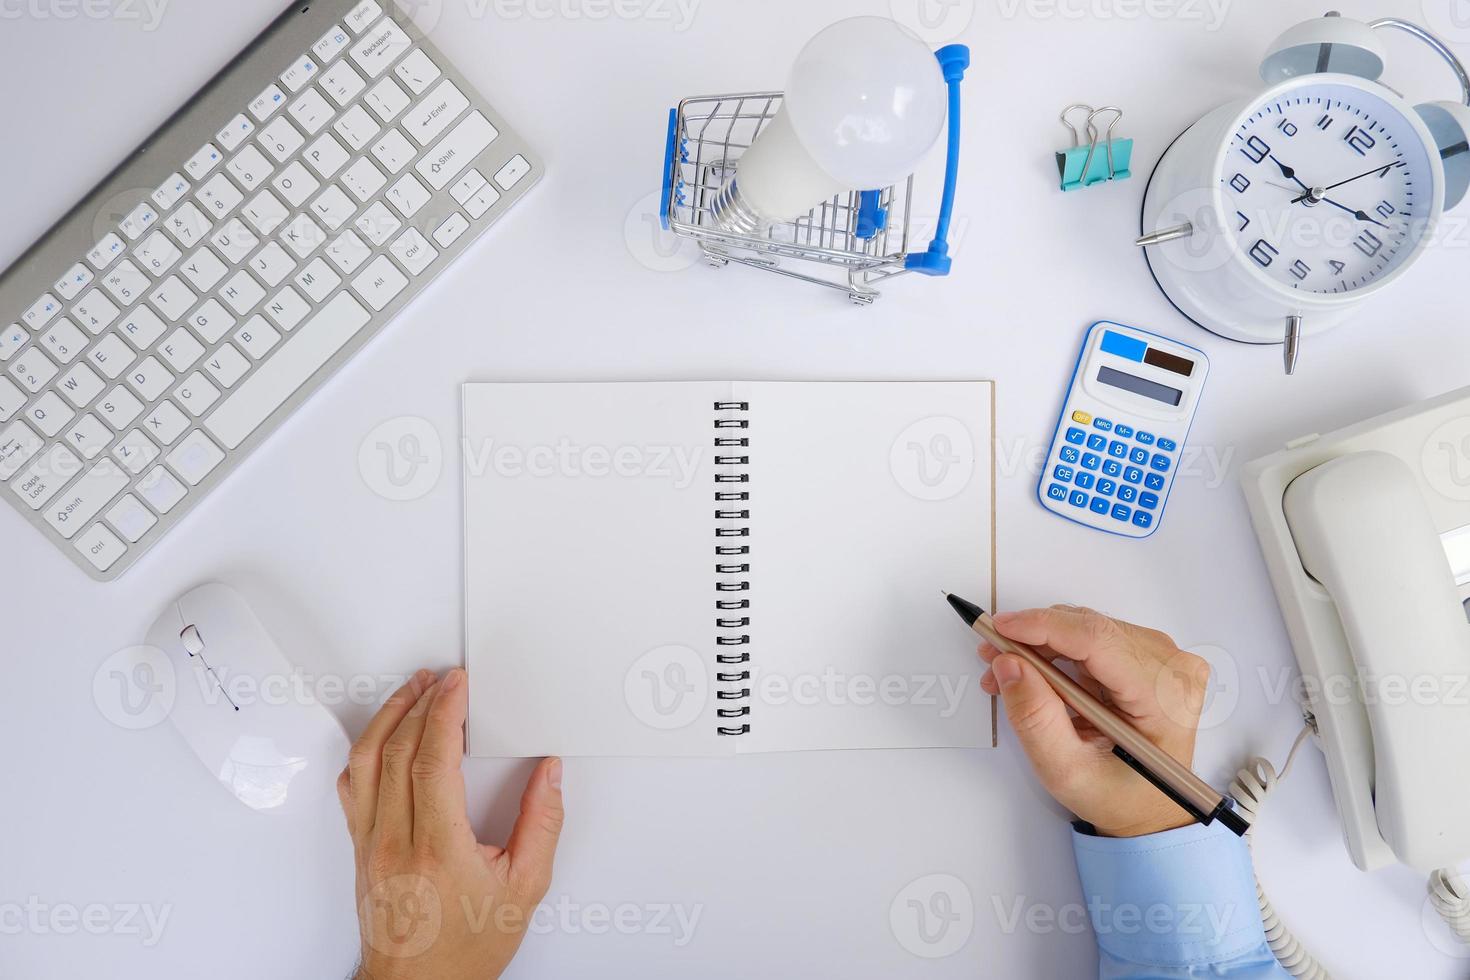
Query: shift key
xmin=416 ymin=111 xmax=498 ymax=190
xmin=44 ymin=458 xmax=129 ymax=538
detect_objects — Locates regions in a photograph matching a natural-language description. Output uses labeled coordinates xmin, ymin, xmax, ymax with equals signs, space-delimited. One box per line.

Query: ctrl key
xmin=74 ymin=523 xmax=126 ymax=572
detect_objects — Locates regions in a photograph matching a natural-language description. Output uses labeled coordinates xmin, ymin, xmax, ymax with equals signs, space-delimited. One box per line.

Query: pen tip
xmin=940 ymin=589 xmax=950 ymax=598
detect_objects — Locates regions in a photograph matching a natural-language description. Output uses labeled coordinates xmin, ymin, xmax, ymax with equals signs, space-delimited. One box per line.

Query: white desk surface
xmin=4 ymin=1 xmax=1469 ymax=976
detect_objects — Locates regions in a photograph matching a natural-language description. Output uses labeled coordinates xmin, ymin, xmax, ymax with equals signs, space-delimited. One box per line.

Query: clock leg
xmin=1283 ymin=315 xmax=1303 ymax=376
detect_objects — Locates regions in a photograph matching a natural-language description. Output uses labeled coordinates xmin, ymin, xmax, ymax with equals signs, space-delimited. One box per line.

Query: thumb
xmin=992 ymin=655 xmax=1089 ymax=787
xmin=506 ymin=757 xmax=565 ymax=901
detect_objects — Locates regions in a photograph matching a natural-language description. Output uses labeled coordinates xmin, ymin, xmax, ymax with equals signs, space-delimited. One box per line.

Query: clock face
xmin=1221 ymin=81 xmax=1436 ymax=295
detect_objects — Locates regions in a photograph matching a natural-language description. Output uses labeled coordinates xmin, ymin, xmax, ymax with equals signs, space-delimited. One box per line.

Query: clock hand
xmin=1291 ymin=161 xmax=1405 ymax=203
xmin=1318 ymin=196 xmax=1392 ymax=229
xmin=1268 ymin=155 xmax=1311 ymax=194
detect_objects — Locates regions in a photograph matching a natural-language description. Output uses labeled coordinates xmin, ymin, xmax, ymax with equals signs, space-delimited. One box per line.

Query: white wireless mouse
xmin=144 ymin=583 xmax=350 ymax=814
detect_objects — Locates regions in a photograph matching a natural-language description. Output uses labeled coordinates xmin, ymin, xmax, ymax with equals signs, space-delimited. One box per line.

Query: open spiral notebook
xmin=462 ymin=381 xmax=996 ymax=756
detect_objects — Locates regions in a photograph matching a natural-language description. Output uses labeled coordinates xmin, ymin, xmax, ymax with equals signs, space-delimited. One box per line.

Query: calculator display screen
xmin=1097 ymin=366 xmax=1183 ymax=406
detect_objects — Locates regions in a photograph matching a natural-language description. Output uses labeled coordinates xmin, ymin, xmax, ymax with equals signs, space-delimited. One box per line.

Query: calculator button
xmin=1102 ymin=459 xmax=1122 ymax=478
xmin=1151 ymin=454 xmax=1172 ymax=472
xmin=1140 ymin=492 xmax=1160 ymax=511
xmin=1113 ymin=424 xmax=1134 ymax=438
xmin=1053 ymin=465 xmax=1074 ymax=483
xmin=1108 ymin=440 xmax=1128 ymax=459
xmin=1071 ymin=410 xmax=1092 ymax=425
xmin=1075 ymin=473 xmax=1095 ymax=490
xmin=1118 ymin=485 xmax=1138 ymax=504
xmin=1086 ymin=434 xmax=1107 ymax=451
xmin=1111 ymin=503 xmax=1131 ymax=522
xmin=1081 ymin=453 xmax=1100 ymax=471
xmin=1089 ymin=497 xmax=1110 ymax=515
xmin=1136 ymin=431 xmax=1156 ymax=446
xmin=1095 ymin=479 xmax=1116 ymax=497
xmin=1093 ymin=418 xmax=1113 ymax=432
xmin=1129 ymin=447 xmax=1149 ymax=465
xmin=1157 ymin=438 xmax=1177 ymax=452
xmin=1145 ymin=473 xmax=1166 ymax=492
xmin=1060 ymin=446 xmax=1080 ymax=464
xmin=1047 ymin=483 xmax=1068 ymax=502
xmin=1065 ymin=427 xmax=1086 ymax=445
xmin=1132 ymin=511 xmax=1154 ymax=530
xmin=1068 ymin=490 xmax=1088 ymax=509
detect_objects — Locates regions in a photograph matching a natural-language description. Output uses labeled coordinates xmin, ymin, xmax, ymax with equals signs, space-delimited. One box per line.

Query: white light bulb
xmin=711 ymin=17 xmax=948 ymax=235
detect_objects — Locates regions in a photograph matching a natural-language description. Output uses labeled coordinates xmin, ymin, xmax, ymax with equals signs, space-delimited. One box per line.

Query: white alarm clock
xmin=1137 ymin=14 xmax=1470 ymax=374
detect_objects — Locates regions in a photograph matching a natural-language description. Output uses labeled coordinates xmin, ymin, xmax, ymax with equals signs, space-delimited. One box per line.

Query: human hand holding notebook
xmin=461 ymin=381 xmax=996 ymax=757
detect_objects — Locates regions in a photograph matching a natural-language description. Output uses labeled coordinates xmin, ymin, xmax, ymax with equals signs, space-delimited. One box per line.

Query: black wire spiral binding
xmin=713 ymin=401 xmax=752 ymax=736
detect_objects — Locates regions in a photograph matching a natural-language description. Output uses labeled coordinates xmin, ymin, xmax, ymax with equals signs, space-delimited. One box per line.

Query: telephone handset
xmin=1283 ymin=450 xmax=1470 ymax=873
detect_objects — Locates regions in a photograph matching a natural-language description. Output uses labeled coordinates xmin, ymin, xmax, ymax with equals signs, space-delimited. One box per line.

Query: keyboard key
xmin=106 ymin=494 xmax=157 ymax=543
xmin=150 ymin=277 xmax=197 ymax=321
xmin=1123 ymin=466 xmax=1143 ymax=485
xmin=87 ymin=336 xmax=135 ymax=380
xmin=1085 ymin=434 xmax=1106 ymax=451
xmin=87 ymin=233 xmax=127 ymax=270
xmin=0 ymin=377 xmax=24 ymax=421
xmin=334 ymin=104 xmax=381 ymax=151
xmin=162 ymin=202 xmax=212 ymax=249
xmin=493 ymin=154 xmax=531 ymax=190
xmin=126 ymin=356 xmax=174 ymax=402
xmin=26 ymin=391 xmax=75 ymax=437
xmin=1080 ymin=453 xmax=1100 ymax=471
xmin=1144 ymin=472 xmax=1166 ymax=492
xmin=118 ymin=306 xmax=166 ymax=350
xmin=320 ymin=60 xmax=366 ymax=107
xmin=1132 ymin=511 xmax=1154 ymax=530
xmin=395 ymin=49 xmax=441 ymax=94
xmin=138 ymin=465 xmax=186 ymax=514
xmin=406 ymin=80 xmax=469 ymax=147
xmin=1068 ymin=490 xmax=1087 ymax=509
xmin=221 ymin=270 xmax=267 ymax=315
xmin=386 ymin=173 xmax=431 ymax=217
xmin=181 ymin=247 xmax=229 ymax=291
xmin=1136 ymin=431 xmax=1155 ymax=446
xmin=264 ymin=286 xmax=311 ymax=331
xmin=185 ymin=142 xmax=223 ymax=179
xmin=1092 ymin=418 xmax=1113 ymax=432
xmin=112 ymin=429 xmax=159 ymax=474
xmin=450 ymin=169 xmax=488 ymax=206
xmin=365 ymin=77 xmax=410 ymax=121
xmin=167 ymin=429 xmax=225 ymax=483
xmin=242 ymin=190 xmax=290 ymax=236
xmin=1150 ymin=454 xmax=1171 ymax=473
xmin=341 ymin=157 xmax=387 ymax=202
xmin=205 ymin=292 xmax=370 ymax=449
xmin=352 ymin=19 xmax=411 ymax=78
xmin=417 ymin=111 xmax=499 ymax=190
xmin=174 ymin=374 xmax=221 ymax=417
xmin=71 ymin=290 xmax=120 ymax=335
xmin=351 ymin=255 xmax=408 ymax=311
xmin=10 ymin=350 xmax=58 ymax=392
xmin=185 ymin=297 xmax=237 ymax=346
xmin=152 ymin=171 xmax=193 ymax=211
xmin=48 ymin=459 xmax=131 ymax=536
xmin=1139 ymin=491 xmax=1160 ymax=510
xmin=248 ymin=241 xmax=298 ymax=287
xmin=1074 ymin=472 xmax=1095 ymax=491
xmin=355 ymin=201 xmax=401 ymax=246
xmin=259 ymin=116 xmax=306 ymax=162
xmin=1046 ymin=483 xmax=1068 ymax=502
xmin=280 ymin=54 xmax=321 ymax=93
xmin=280 ymin=213 xmax=328 ymax=259
xmin=197 ymin=173 xmax=244 ymax=218
xmin=54 ymin=263 xmax=94 ymax=302
xmin=41 ymin=318 xmax=87 ymax=363
xmin=12 ymin=444 xmax=80 ymax=510
xmin=142 ymin=400 xmax=189 ymax=444
xmin=228 ymin=145 xmax=274 ymax=192
xmin=120 ymin=202 xmax=160 ymax=240
xmin=0 ymin=420 xmax=44 ymax=480
xmin=389 ymin=228 xmax=438 ymax=275
xmin=63 ymin=413 xmax=111 ymax=459
xmin=371 ymin=128 xmax=417 ymax=174
xmin=327 ymin=231 xmax=374 ymax=275
xmin=216 ymin=114 xmax=255 ymax=153
xmin=56 ymin=363 xmax=104 ymax=408
xmin=22 ymin=294 xmax=61 ymax=330
xmin=249 ymin=83 xmax=288 ymax=121
xmin=294 ymin=257 xmax=341 ymax=302
xmin=345 ymin=0 xmax=383 ymax=33
xmin=313 ymin=25 xmax=352 ymax=63
xmin=1 ymin=323 xmax=30 ymax=364
xmin=310 ymin=184 xmax=357 ymax=229
xmin=464 ymin=183 xmax=500 ymax=219
xmin=97 ymin=386 xmax=144 ymax=431
xmin=288 ymin=87 xmax=335 ymax=135
xmin=1111 ymin=503 xmax=1131 ymax=522
xmin=159 ymin=327 xmax=205 ymax=373
xmin=235 ymin=316 xmax=280 ymax=359
xmin=1089 ymin=496 xmax=1109 ymax=515
xmin=75 ymin=523 xmax=127 ymax=571
xmin=433 ymin=212 xmax=470 ymax=248
xmin=134 ymin=231 xmax=182 ymax=278
xmin=203 ymin=344 xmax=250 ymax=387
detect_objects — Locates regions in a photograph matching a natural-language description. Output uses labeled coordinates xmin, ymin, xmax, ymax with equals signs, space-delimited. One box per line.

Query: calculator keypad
xmin=1045 ymin=409 xmax=1182 ymax=533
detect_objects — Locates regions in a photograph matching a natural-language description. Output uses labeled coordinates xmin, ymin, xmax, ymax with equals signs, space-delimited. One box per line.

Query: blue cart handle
xmin=904 ymin=43 xmax=970 ymax=276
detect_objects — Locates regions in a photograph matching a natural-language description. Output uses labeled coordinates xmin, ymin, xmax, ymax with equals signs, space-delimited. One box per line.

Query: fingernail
xmin=993 ymin=656 xmax=1022 ymax=689
xmin=979 ymin=669 xmax=996 ymax=693
xmin=547 ymin=757 xmax=563 ymax=791
xmin=413 ymin=668 xmax=433 ymax=687
xmin=411 ymin=682 xmax=439 ymax=714
xmin=443 ymin=668 xmax=463 ymax=690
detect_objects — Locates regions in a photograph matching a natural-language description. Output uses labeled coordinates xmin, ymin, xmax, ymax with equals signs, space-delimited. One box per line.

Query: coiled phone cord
xmin=1229 ymin=724 xmax=1470 ymax=978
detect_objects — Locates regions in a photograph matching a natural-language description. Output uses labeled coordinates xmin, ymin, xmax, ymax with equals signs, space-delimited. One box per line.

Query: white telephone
xmin=1239 ymin=387 xmax=1470 ymax=972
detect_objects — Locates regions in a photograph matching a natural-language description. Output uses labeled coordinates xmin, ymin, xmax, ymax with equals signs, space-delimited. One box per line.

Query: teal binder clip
xmin=1057 ymin=105 xmax=1132 ymax=191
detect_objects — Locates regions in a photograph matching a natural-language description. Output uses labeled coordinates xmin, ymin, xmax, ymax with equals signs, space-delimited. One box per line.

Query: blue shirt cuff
xmin=1071 ymin=820 xmax=1273 ymax=970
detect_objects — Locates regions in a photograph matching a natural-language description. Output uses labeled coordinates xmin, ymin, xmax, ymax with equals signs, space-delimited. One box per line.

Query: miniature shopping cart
xmin=658 ymin=44 xmax=970 ymax=305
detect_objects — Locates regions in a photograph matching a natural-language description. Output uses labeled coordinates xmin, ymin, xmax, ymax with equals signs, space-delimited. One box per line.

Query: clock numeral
xmin=1354 ymin=229 xmax=1384 ymax=257
xmin=1241 ymin=134 xmax=1271 ymax=165
xmin=1276 ymin=119 xmax=1299 ymax=137
xmin=1249 ymin=239 xmax=1279 ymax=268
xmin=1229 ymin=172 xmax=1251 ymax=193
xmin=1289 ymin=259 xmax=1311 ymax=281
xmin=1376 ymin=200 xmax=1397 ymax=220
xmin=1236 ymin=210 xmax=1250 ymax=232
xmin=1316 ymin=113 xmax=1335 ymax=131
xmin=1343 ymin=125 xmax=1377 ymax=157
xmin=1329 ymin=259 xmax=1347 ymax=275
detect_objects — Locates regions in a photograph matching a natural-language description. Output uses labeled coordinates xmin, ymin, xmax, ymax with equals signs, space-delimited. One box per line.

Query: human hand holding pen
xmin=978 ymin=606 xmax=1212 ymax=839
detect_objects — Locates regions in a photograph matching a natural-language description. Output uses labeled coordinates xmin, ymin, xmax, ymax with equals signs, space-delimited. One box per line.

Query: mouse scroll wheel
xmin=180 ymin=624 xmax=205 ymax=656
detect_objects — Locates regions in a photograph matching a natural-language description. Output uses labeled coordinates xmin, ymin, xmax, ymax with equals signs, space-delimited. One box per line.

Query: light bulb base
xmin=710 ymin=177 xmax=770 ymax=237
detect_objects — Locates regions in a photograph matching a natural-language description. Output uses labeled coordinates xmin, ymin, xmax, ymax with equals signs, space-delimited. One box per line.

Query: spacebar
xmin=205 ymin=292 xmax=372 ymax=450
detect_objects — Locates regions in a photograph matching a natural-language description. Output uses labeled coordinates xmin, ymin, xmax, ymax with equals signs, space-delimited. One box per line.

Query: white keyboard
xmin=0 ymin=0 xmax=540 ymax=580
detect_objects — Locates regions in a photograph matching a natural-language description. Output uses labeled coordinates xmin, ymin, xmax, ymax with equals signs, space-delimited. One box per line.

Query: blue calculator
xmin=1038 ymin=321 xmax=1209 ymax=538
